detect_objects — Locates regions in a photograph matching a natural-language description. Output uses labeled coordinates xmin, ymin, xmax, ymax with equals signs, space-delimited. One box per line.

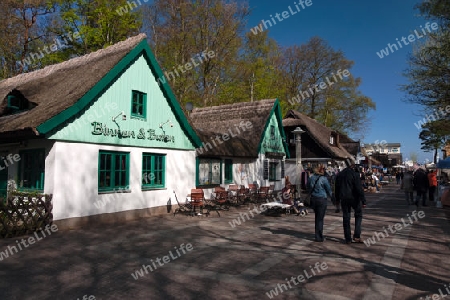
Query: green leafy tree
xmin=217 ymin=30 xmax=284 ymax=104
xmin=51 ymin=0 xmax=142 ymax=56
xmin=419 ymin=121 xmax=448 ymax=163
xmin=280 ymin=37 xmax=375 ymax=138
xmin=403 ymin=0 xmax=450 ymax=143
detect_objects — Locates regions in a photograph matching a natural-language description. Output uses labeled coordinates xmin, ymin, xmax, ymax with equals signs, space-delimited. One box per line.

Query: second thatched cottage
xmin=189 ymin=99 xmax=289 ymax=198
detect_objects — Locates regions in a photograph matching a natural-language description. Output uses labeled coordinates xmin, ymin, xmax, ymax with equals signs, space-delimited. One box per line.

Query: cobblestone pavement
xmin=0 ymin=184 xmax=449 ymax=300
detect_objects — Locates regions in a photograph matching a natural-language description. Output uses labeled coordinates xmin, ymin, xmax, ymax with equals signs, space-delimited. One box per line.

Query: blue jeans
xmin=342 ymin=201 xmax=363 ymax=242
xmin=311 ymin=197 xmax=327 ymax=241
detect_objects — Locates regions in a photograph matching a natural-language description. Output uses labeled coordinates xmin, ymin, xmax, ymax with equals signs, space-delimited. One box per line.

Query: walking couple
xmin=308 ymin=157 xmax=366 ymax=243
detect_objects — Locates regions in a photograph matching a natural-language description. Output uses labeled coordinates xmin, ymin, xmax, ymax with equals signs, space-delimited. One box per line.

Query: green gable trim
xmin=37 ymin=39 xmax=202 ymax=148
xmin=257 ymin=99 xmax=289 ymax=158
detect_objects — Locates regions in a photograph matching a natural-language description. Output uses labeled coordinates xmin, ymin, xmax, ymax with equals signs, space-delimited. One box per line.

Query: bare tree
xmin=142 ymin=0 xmax=250 ymax=108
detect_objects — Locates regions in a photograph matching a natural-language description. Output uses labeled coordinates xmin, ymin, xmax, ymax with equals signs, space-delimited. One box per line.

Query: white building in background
xmin=364 ymin=143 xmax=401 ymax=155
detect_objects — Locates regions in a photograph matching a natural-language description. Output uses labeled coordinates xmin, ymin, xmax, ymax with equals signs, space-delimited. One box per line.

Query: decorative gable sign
xmin=91 ymin=121 xmax=175 ymax=143
xmin=262 ymin=137 xmax=284 ymax=152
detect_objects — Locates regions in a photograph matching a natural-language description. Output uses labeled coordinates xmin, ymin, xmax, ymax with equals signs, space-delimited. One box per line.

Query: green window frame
xmin=142 ymin=153 xmax=166 ymax=189
xmin=131 ymin=90 xmax=147 ymax=119
xmin=224 ymin=159 xmax=233 ymax=184
xmin=19 ymin=149 xmax=45 ymax=191
xmin=196 ymin=158 xmax=221 ymax=186
xmin=7 ymin=95 xmax=25 ymax=113
xmin=269 ymin=162 xmax=278 ymax=181
xmin=98 ymin=151 xmax=129 ymax=192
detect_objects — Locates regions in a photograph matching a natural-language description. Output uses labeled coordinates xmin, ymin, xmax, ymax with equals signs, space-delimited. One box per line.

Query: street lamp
xmin=292 ymin=127 xmax=305 ymax=198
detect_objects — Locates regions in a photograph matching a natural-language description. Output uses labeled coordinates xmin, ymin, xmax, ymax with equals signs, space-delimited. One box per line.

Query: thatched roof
xmin=190 ymin=99 xmax=284 ymax=158
xmin=338 ymin=132 xmax=360 ymax=156
xmin=283 ymin=110 xmax=354 ymax=160
xmin=360 ymin=147 xmax=381 ymax=164
xmin=0 ymin=34 xmax=147 ymax=138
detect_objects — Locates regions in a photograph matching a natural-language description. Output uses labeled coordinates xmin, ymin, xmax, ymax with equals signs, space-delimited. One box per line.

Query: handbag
xmin=303 ymin=175 xmax=321 ymax=207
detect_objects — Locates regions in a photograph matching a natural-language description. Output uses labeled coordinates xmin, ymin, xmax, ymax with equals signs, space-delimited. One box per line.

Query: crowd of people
xmin=400 ymin=167 xmax=442 ymax=207
xmin=289 ymin=158 xmax=448 ymax=244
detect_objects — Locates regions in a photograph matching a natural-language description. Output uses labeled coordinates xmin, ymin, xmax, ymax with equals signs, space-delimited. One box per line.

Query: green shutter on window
xmin=224 ymin=159 xmax=233 ymax=183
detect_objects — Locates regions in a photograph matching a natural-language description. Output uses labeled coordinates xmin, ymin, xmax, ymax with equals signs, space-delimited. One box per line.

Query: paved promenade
xmin=0 ymin=184 xmax=449 ymax=300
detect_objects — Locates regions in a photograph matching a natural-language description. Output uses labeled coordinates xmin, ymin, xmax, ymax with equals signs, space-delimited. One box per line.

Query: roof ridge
xmin=1 ymin=33 xmax=147 ymax=87
xmin=192 ymin=99 xmax=276 ymax=112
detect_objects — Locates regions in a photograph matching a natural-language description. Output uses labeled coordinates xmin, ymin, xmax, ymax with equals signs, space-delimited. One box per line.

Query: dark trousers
xmin=429 ymin=186 xmax=436 ymax=201
xmin=342 ymin=200 xmax=363 ymax=242
xmin=311 ymin=197 xmax=327 ymax=241
xmin=404 ymin=191 xmax=414 ymax=205
xmin=416 ymin=190 xmax=427 ymax=206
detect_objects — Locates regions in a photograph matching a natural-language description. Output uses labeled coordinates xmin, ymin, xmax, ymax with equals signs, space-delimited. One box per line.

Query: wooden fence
xmin=0 ymin=192 xmax=53 ymax=238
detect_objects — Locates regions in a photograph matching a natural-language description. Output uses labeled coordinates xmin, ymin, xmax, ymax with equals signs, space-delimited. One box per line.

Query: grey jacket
xmin=402 ymin=172 xmax=414 ymax=192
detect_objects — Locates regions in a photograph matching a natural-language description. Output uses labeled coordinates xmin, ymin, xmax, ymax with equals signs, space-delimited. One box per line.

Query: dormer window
xmin=7 ymin=95 xmax=26 ymax=112
xmin=1 ymin=90 xmax=35 ymax=116
xmin=330 ymin=132 xmax=339 ymax=146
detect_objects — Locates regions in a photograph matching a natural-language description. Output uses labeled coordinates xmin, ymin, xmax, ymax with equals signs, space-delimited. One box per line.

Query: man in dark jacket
xmin=335 ymin=157 xmax=366 ymax=244
xmin=413 ymin=167 xmax=429 ymax=207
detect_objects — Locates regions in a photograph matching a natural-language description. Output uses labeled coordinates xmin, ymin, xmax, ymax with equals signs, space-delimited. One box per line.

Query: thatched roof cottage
xmin=0 ymin=33 xmax=203 ymax=227
xmin=282 ymin=110 xmax=359 ymax=186
xmin=189 ymin=99 xmax=288 ymax=195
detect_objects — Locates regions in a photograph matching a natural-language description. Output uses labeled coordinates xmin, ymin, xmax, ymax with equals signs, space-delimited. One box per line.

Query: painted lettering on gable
xmin=263 ymin=139 xmax=284 ymax=152
xmin=91 ymin=122 xmax=174 ymax=143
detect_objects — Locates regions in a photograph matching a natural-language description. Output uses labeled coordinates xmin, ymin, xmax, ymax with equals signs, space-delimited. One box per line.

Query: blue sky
xmin=244 ymin=0 xmax=434 ymax=163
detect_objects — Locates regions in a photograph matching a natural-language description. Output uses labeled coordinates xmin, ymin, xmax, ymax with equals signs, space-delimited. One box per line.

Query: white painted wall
xmin=48 ymin=141 xmax=195 ymax=220
xmin=285 ymin=160 xmax=300 ymax=186
xmin=200 ymin=154 xmax=285 ymax=199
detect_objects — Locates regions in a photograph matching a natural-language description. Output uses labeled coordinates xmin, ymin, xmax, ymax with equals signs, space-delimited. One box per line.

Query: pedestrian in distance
xmin=371 ymin=173 xmax=380 ymax=193
xmin=325 ymin=167 xmax=340 ymax=213
xmin=335 ymin=157 xmax=366 ymax=244
xmin=360 ymin=170 xmax=367 ymax=189
xmin=396 ymin=171 xmax=401 ymax=184
xmin=401 ymin=170 xmax=414 ymax=206
xmin=413 ymin=167 xmax=429 ymax=207
xmin=428 ymin=170 xmax=437 ymax=202
xmin=281 ymin=177 xmax=300 ymax=215
xmin=307 ymin=164 xmax=333 ymax=242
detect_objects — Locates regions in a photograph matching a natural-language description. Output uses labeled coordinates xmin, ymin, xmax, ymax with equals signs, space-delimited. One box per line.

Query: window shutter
xmin=263 ymin=159 xmax=269 ymax=180
xmin=281 ymin=160 xmax=285 ymax=178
